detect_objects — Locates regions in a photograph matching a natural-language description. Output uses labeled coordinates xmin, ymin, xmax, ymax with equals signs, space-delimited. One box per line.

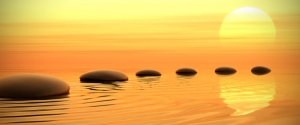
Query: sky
xmin=0 ymin=0 xmax=299 ymax=73
xmin=0 ymin=0 xmax=299 ymax=22
xmin=0 ymin=0 xmax=299 ymax=50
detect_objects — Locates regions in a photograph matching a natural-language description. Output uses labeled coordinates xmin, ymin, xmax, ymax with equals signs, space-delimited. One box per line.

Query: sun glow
xmin=220 ymin=75 xmax=276 ymax=116
xmin=220 ymin=7 xmax=276 ymax=42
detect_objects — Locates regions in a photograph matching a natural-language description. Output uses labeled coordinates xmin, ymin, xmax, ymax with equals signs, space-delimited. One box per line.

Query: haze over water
xmin=0 ymin=0 xmax=300 ymax=124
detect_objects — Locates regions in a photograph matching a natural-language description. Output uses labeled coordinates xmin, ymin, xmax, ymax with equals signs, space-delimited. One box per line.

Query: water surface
xmin=1 ymin=72 xmax=300 ymax=125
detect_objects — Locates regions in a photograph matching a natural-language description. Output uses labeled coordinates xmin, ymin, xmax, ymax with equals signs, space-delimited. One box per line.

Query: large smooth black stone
xmin=176 ymin=68 xmax=197 ymax=76
xmin=215 ymin=67 xmax=237 ymax=75
xmin=251 ymin=66 xmax=271 ymax=75
xmin=0 ymin=74 xmax=70 ymax=98
xmin=136 ymin=69 xmax=161 ymax=77
xmin=80 ymin=70 xmax=128 ymax=82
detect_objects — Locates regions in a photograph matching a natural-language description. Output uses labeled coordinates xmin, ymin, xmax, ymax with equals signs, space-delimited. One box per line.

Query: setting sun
xmin=220 ymin=7 xmax=276 ymax=43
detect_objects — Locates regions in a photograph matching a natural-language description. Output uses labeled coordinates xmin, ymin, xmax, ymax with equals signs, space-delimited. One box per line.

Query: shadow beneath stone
xmin=176 ymin=72 xmax=197 ymax=76
xmin=136 ymin=76 xmax=161 ymax=78
xmin=1 ymin=94 xmax=70 ymax=101
xmin=80 ymin=80 xmax=126 ymax=86
xmin=176 ymin=74 xmax=196 ymax=79
xmin=82 ymin=81 xmax=124 ymax=92
xmin=81 ymin=80 xmax=124 ymax=84
xmin=136 ymin=76 xmax=160 ymax=83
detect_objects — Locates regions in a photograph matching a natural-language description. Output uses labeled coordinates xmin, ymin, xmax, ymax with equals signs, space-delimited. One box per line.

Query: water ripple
xmin=0 ymin=74 xmax=299 ymax=124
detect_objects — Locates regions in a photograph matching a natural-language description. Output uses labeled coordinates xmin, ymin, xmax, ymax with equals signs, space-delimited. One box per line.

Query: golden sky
xmin=0 ymin=0 xmax=299 ymax=23
xmin=0 ymin=0 xmax=299 ymax=50
xmin=0 ymin=0 xmax=299 ymax=73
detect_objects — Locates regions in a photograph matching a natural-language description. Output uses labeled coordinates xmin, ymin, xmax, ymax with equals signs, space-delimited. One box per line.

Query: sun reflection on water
xmin=219 ymin=74 xmax=276 ymax=116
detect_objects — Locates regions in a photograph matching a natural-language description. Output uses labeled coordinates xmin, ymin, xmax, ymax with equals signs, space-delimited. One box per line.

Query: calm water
xmin=0 ymin=71 xmax=300 ymax=125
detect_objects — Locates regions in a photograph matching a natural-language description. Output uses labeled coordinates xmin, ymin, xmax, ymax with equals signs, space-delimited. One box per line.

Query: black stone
xmin=176 ymin=68 xmax=197 ymax=76
xmin=215 ymin=67 xmax=237 ymax=75
xmin=136 ymin=69 xmax=161 ymax=77
xmin=80 ymin=70 xmax=128 ymax=82
xmin=0 ymin=74 xmax=70 ymax=98
xmin=251 ymin=66 xmax=271 ymax=75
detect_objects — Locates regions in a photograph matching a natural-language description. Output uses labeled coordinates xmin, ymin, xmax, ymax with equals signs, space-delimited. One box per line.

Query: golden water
xmin=0 ymin=71 xmax=299 ymax=125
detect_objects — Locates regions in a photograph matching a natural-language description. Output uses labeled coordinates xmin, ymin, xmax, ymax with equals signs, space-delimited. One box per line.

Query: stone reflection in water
xmin=82 ymin=81 xmax=124 ymax=92
xmin=79 ymin=83 xmax=124 ymax=107
xmin=219 ymin=74 xmax=276 ymax=116
xmin=176 ymin=75 xmax=196 ymax=79
xmin=176 ymin=75 xmax=196 ymax=85
xmin=136 ymin=76 xmax=161 ymax=89
xmin=0 ymin=94 xmax=70 ymax=124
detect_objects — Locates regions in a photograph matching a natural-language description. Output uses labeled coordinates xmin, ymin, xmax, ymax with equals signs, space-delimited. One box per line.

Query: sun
xmin=220 ymin=7 xmax=276 ymax=43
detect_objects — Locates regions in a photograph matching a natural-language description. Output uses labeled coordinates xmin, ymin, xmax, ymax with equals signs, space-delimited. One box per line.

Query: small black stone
xmin=251 ymin=66 xmax=271 ymax=75
xmin=176 ymin=68 xmax=197 ymax=76
xmin=215 ymin=67 xmax=237 ymax=75
xmin=136 ymin=69 xmax=161 ymax=77
xmin=80 ymin=70 xmax=128 ymax=82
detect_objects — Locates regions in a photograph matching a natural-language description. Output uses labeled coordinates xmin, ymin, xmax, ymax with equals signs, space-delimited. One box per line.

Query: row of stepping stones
xmin=0 ymin=66 xmax=270 ymax=98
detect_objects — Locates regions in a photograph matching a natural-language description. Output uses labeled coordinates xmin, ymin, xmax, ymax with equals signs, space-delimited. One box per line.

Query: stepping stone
xmin=0 ymin=74 xmax=70 ymax=98
xmin=215 ymin=67 xmax=237 ymax=75
xmin=251 ymin=66 xmax=271 ymax=75
xmin=80 ymin=70 xmax=128 ymax=82
xmin=176 ymin=68 xmax=197 ymax=76
xmin=136 ymin=69 xmax=161 ymax=77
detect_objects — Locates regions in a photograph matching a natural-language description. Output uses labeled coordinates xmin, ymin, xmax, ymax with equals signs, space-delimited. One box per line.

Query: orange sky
xmin=0 ymin=0 xmax=299 ymax=74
